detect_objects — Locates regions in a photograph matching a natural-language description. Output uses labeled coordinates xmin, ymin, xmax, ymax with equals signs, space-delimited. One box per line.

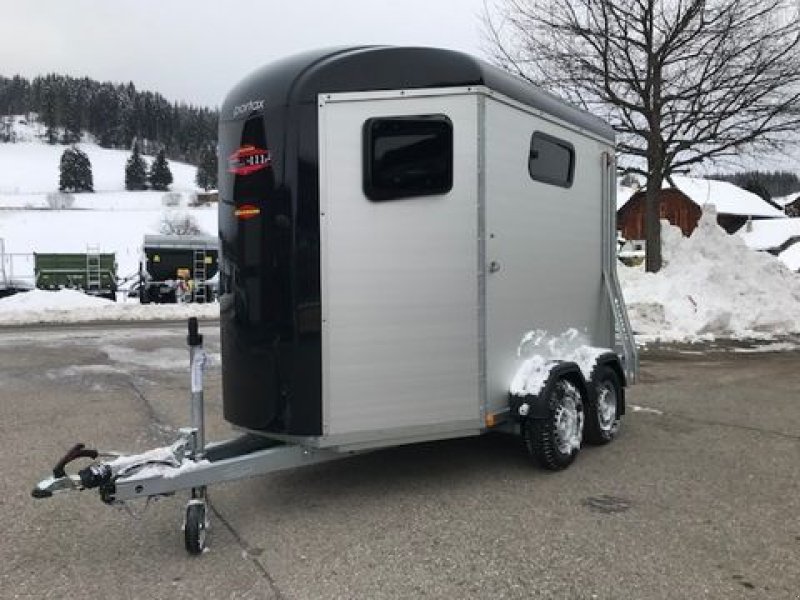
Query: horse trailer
xmin=33 ymin=47 xmax=637 ymax=555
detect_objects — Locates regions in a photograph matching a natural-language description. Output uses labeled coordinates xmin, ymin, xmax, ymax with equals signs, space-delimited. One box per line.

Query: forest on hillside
xmin=0 ymin=74 xmax=217 ymax=165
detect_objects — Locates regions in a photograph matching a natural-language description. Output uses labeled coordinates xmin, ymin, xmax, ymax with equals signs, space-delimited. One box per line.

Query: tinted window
xmin=529 ymin=132 xmax=574 ymax=188
xmin=363 ymin=115 xmax=453 ymax=201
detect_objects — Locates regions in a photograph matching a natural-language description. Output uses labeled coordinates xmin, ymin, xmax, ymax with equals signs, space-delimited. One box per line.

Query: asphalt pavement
xmin=0 ymin=323 xmax=798 ymax=599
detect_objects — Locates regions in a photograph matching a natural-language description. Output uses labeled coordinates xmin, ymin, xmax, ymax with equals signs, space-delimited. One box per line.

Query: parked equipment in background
xmin=0 ymin=237 xmax=34 ymax=299
xmin=138 ymin=234 xmax=219 ymax=304
xmin=32 ymin=47 xmax=637 ymax=555
xmin=34 ymin=248 xmax=117 ymax=300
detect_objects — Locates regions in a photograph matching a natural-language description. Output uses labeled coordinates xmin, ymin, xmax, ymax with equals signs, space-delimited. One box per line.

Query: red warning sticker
xmin=228 ymin=145 xmax=271 ymax=176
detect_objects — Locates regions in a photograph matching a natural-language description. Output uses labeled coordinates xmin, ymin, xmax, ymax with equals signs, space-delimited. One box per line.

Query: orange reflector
xmin=235 ymin=204 xmax=261 ymax=220
xmin=485 ymin=413 xmax=497 ymax=428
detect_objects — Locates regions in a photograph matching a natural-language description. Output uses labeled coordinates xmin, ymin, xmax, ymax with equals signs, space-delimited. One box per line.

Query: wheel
xmin=184 ymin=501 xmax=208 ymax=555
xmin=523 ymin=378 xmax=585 ymax=470
xmin=584 ymin=366 xmax=622 ymax=445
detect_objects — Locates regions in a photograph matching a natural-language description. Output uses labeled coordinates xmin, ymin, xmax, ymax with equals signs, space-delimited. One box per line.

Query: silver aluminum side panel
xmin=318 ymin=91 xmax=482 ymax=439
xmin=482 ymin=96 xmax=615 ymax=415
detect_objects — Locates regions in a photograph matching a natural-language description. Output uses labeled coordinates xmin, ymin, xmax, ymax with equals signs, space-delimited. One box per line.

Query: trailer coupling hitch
xmin=31 ymin=438 xmax=189 ymax=500
xmin=31 ymin=443 xmax=106 ymax=498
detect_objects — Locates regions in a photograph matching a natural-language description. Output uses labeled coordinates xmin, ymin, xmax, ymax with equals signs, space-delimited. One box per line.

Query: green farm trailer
xmin=34 ymin=252 xmax=117 ymax=300
xmin=138 ymin=235 xmax=218 ymax=304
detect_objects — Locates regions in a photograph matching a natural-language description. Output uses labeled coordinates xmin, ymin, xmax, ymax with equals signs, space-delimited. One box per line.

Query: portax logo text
xmin=232 ymin=99 xmax=265 ymax=118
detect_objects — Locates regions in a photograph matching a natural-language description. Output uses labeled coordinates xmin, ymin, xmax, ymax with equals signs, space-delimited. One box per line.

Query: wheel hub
xmin=596 ymin=383 xmax=617 ymax=432
xmin=554 ymin=383 xmax=583 ymax=454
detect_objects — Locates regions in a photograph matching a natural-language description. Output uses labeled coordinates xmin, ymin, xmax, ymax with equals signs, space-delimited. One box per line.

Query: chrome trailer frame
xmin=107 ymin=436 xmax=349 ymax=503
xmin=32 ymin=318 xmax=355 ymax=554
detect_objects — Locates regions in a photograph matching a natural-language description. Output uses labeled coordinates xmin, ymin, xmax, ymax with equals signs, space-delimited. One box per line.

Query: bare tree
xmin=159 ymin=211 xmax=204 ymax=236
xmin=485 ymin=0 xmax=800 ymax=271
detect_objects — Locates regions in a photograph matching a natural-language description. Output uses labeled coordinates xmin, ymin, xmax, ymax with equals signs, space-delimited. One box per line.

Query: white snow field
xmin=620 ymin=206 xmax=800 ymax=342
xmin=0 ymin=143 xmax=198 ymax=198
xmin=0 ymin=205 xmax=217 ymax=280
xmin=0 ymin=123 xmax=219 ymax=325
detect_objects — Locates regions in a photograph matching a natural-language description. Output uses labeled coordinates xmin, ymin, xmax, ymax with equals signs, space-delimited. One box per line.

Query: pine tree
xmin=149 ymin=148 xmax=173 ymax=191
xmin=59 ymin=146 xmax=93 ymax=192
xmin=125 ymin=140 xmax=148 ymax=190
xmin=43 ymin=91 xmax=58 ymax=145
xmin=195 ymin=145 xmax=217 ymax=191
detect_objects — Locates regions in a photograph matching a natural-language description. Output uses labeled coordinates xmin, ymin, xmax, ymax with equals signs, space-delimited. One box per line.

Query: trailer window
xmin=363 ymin=115 xmax=453 ymax=201
xmin=529 ymin=132 xmax=574 ymax=188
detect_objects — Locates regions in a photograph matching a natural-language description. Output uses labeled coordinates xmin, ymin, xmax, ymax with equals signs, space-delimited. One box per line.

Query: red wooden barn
xmin=617 ymin=177 xmax=785 ymax=239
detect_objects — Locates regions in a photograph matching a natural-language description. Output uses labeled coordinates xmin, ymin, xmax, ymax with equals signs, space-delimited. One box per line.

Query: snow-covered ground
xmin=0 ymin=289 xmax=218 ymax=326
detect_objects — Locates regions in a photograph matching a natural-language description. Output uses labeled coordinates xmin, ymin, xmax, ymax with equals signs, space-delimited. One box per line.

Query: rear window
xmin=363 ymin=115 xmax=453 ymax=201
xmin=529 ymin=132 xmax=574 ymax=188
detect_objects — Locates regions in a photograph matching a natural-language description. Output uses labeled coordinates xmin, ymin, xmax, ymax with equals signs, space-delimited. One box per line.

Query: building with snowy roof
xmin=617 ymin=176 xmax=785 ymax=239
xmin=784 ymin=196 xmax=800 ymax=217
xmin=735 ymin=216 xmax=800 ymax=272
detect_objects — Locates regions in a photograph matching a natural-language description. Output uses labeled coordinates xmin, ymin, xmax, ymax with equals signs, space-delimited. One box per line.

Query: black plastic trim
xmin=508 ymin=362 xmax=588 ymax=421
xmin=592 ymin=352 xmax=626 ymax=416
xmin=528 ymin=131 xmax=575 ymax=188
xmin=362 ymin=114 xmax=453 ymax=201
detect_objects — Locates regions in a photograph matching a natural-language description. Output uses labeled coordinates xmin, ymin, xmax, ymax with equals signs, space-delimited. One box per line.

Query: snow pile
xmin=779 ymin=243 xmax=800 ymax=272
xmin=0 ymin=289 xmax=219 ymax=325
xmin=0 ymin=288 xmax=112 ymax=311
xmin=619 ymin=206 xmax=800 ymax=342
xmin=510 ymin=329 xmax=609 ymax=396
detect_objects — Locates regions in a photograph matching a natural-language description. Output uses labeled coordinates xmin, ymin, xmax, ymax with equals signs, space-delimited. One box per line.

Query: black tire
xmin=523 ymin=378 xmax=585 ymax=471
xmin=584 ymin=366 xmax=622 ymax=445
xmin=184 ymin=502 xmax=207 ymax=555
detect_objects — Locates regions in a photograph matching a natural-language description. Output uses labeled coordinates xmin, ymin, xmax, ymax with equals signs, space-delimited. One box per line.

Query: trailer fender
xmin=509 ymin=362 xmax=589 ymax=421
xmin=592 ymin=352 xmax=626 ymax=416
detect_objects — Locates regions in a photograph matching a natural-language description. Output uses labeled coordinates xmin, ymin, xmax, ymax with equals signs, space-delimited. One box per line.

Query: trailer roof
xmin=221 ymin=46 xmax=615 ymax=141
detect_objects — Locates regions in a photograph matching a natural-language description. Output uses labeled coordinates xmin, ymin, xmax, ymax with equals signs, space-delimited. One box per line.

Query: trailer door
xmin=483 ymin=99 xmax=612 ymax=417
xmin=318 ymin=90 xmax=481 ymax=439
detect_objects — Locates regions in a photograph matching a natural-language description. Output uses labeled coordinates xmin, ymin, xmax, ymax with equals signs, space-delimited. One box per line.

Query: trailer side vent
xmin=528 ymin=131 xmax=575 ymax=188
xmin=363 ymin=115 xmax=453 ymax=201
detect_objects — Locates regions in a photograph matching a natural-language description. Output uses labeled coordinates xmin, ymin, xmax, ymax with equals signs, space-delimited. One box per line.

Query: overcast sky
xmin=1 ymin=0 xmax=490 ymax=107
